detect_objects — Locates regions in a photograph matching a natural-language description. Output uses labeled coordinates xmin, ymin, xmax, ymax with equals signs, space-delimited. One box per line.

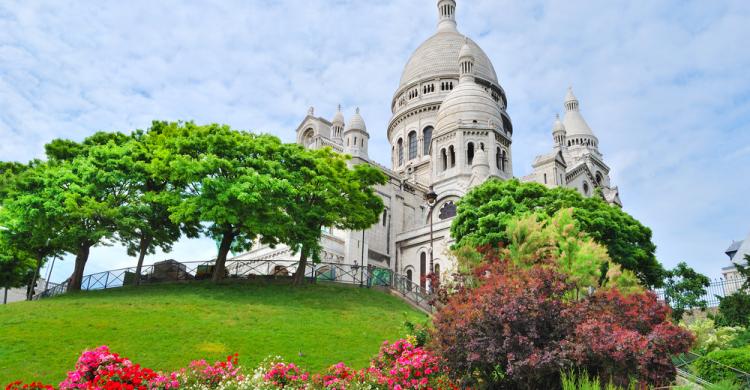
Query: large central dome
xmin=399 ymin=32 xmax=498 ymax=90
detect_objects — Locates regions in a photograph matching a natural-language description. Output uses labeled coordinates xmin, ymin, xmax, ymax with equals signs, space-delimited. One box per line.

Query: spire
xmin=437 ymin=0 xmax=457 ymax=32
xmin=331 ymin=104 xmax=344 ymax=142
xmin=458 ymin=37 xmax=475 ymax=81
xmin=552 ymin=113 xmax=566 ymax=148
xmin=564 ymin=86 xmax=579 ymax=112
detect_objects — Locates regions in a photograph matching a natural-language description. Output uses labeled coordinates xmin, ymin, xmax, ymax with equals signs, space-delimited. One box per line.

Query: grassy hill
xmin=0 ymin=281 xmax=427 ymax=384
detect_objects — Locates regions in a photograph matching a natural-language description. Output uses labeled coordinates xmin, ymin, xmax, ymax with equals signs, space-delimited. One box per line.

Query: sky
xmin=1 ymin=0 xmax=749 ymax=283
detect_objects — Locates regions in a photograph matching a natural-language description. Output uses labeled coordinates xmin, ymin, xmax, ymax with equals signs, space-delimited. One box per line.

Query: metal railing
xmin=36 ymin=259 xmax=436 ymax=311
xmin=674 ymin=351 xmax=750 ymax=388
xmin=653 ymin=276 xmax=747 ymax=308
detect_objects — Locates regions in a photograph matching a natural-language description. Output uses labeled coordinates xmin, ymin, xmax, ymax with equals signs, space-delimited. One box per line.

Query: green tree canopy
xmin=662 ymin=262 xmax=710 ymax=321
xmin=0 ymin=162 xmax=66 ymax=298
xmin=451 ymin=179 xmax=665 ymax=287
xmin=36 ymin=134 xmax=135 ymax=291
xmin=150 ymin=122 xmax=293 ymax=282
xmin=0 ymin=231 xmax=36 ymax=303
xmin=276 ymin=145 xmax=387 ymax=284
xmin=115 ymin=125 xmax=198 ymax=285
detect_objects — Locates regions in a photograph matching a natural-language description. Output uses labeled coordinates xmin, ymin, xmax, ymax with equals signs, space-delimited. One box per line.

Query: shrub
xmin=431 ymin=248 xmax=694 ymax=388
xmin=693 ymin=346 xmax=750 ymax=384
xmin=681 ymin=318 xmax=744 ymax=354
xmin=715 ymin=292 xmax=750 ymax=327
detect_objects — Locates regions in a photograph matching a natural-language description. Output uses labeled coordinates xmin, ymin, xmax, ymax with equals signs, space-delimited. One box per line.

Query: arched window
xmin=449 ymin=145 xmax=456 ymax=168
xmin=397 ymin=138 xmax=404 ymax=166
xmin=467 ymin=142 xmax=475 ymax=165
xmin=406 ymin=269 xmax=413 ymax=292
xmin=382 ymin=209 xmax=387 ymax=226
xmin=441 ymin=148 xmax=447 ymax=171
xmin=354 ymin=136 xmax=357 ymax=146
xmin=544 ymin=173 xmax=547 ymax=184
xmin=420 ymin=252 xmax=426 ymax=289
xmin=583 ymin=182 xmax=590 ymax=195
xmin=423 ymin=126 xmax=433 ymax=156
xmin=496 ymin=147 xmax=502 ymax=169
xmin=434 ymin=263 xmax=440 ymax=280
xmin=595 ymin=172 xmax=603 ymax=185
xmin=408 ymin=131 xmax=417 ymax=160
xmin=303 ymin=128 xmax=314 ymax=147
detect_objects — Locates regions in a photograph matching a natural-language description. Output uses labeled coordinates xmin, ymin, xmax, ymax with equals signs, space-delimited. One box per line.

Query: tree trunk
xmin=212 ymin=231 xmax=234 ymax=283
xmin=293 ymin=247 xmax=309 ymax=286
xmin=68 ymin=244 xmax=91 ymax=292
xmin=134 ymin=237 xmax=151 ymax=287
xmin=26 ymin=254 xmax=44 ymax=301
xmin=3 ymin=287 xmax=7 ymax=304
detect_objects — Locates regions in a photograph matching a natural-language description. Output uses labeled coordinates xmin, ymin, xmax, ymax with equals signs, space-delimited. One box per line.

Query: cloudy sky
xmin=1 ymin=0 xmax=749 ymax=282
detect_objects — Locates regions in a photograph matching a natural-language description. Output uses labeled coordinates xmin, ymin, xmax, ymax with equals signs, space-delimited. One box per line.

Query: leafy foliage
xmin=662 ymin=262 xmax=710 ymax=321
xmin=275 ymin=145 xmax=386 ymax=283
xmin=693 ymin=346 xmax=750 ymax=384
xmin=432 ymin=211 xmax=692 ymax=388
xmin=715 ymin=292 xmax=750 ymax=328
xmin=450 ymin=179 xmax=664 ymax=287
xmin=149 ymin=122 xmax=294 ymax=282
xmin=681 ymin=318 xmax=745 ymax=354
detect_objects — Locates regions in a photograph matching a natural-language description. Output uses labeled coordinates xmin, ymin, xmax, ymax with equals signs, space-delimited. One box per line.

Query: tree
xmin=0 ymin=162 xmax=65 ymax=299
xmin=662 ymin=262 xmax=710 ymax=322
xmin=151 ymin=122 xmax=292 ymax=282
xmin=276 ymin=145 xmax=386 ymax=284
xmin=116 ymin=126 xmax=197 ymax=286
xmin=40 ymin=135 xmax=134 ymax=291
xmin=450 ymin=179 xmax=665 ymax=287
xmin=432 ymin=214 xmax=693 ymax=388
xmin=0 ymin=232 xmax=35 ymax=304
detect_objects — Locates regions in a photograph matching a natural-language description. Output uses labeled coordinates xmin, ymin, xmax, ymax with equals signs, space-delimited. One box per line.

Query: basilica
xmin=236 ymin=0 xmax=621 ymax=287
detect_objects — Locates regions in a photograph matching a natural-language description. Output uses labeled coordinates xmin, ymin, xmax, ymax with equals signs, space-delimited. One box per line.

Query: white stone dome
xmin=398 ymin=32 xmax=498 ymax=90
xmin=332 ymin=105 xmax=345 ymax=125
xmin=562 ymin=87 xmax=596 ymax=138
xmin=552 ymin=115 xmax=565 ymax=132
xmin=345 ymin=107 xmax=367 ymax=132
xmin=435 ymin=79 xmax=504 ymax=132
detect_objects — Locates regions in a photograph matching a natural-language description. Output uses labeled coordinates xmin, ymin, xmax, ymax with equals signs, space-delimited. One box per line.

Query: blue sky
xmin=1 ymin=0 xmax=749 ymax=282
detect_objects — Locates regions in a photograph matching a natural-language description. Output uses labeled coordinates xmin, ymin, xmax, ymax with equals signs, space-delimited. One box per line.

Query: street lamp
xmin=423 ymin=186 xmax=438 ymax=274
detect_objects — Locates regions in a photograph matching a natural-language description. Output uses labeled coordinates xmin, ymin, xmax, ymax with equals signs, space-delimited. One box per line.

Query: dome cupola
xmin=561 ymin=86 xmax=599 ymax=150
xmin=437 ymin=0 xmax=457 ymax=32
xmin=435 ymin=42 xmax=504 ymax=134
xmin=331 ymin=104 xmax=345 ymax=143
xmin=344 ymin=107 xmax=369 ymax=159
xmin=552 ymin=114 xmax=566 ymax=148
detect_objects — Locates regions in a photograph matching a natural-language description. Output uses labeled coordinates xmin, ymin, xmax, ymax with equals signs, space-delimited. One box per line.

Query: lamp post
xmin=423 ymin=187 xmax=438 ymax=274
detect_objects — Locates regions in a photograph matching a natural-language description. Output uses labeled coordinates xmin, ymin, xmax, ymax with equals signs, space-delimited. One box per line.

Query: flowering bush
xmin=59 ymin=345 xmax=178 ymax=390
xmin=5 ymin=382 xmax=55 ymax=390
xmin=7 ymin=341 xmax=456 ymax=390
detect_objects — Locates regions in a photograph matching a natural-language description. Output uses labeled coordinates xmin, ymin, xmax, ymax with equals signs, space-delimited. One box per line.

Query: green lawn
xmin=0 ymin=281 xmax=426 ymax=384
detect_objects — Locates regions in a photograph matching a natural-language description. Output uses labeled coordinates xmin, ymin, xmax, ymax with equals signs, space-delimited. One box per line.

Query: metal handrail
xmin=35 ymin=259 xmax=437 ymax=312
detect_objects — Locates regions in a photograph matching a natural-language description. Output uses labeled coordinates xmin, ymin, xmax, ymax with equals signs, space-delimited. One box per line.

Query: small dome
xmin=435 ymin=80 xmax=504 ymax=132
xmin=332 ymin=104 xmax=345 ymax=125
xmin=552 ymin=114 xmax=565 ymax=133
xmin=473 ymin=148 xmax=489 ymax=167
xmin=562 ymin=87 xmax=596 ymax=138
xmin=458 ymin=39 xmax=474 ymax=60
xmin=345 ymin=107 xmax=367 ymax=132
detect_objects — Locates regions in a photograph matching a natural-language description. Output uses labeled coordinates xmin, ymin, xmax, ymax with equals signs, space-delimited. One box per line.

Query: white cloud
xmin=2 ymin=0 xmax=749 ymax=281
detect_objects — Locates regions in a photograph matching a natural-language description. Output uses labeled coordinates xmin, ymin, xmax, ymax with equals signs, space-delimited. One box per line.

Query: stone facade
xmin=235 ymin=0 xmax=622 ymax=287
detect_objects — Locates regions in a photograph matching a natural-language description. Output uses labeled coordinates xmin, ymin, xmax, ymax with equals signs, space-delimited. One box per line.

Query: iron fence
xmin=35 ymin=259 xmax=436 ymax=312
xmin=653 ymin=276 xmax=747 ymax=308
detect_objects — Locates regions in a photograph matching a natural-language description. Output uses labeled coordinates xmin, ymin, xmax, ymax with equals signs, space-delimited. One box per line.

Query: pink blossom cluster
xmin=176 ymin=354 xmax=243 ymax=387
xmin=263 ymin=362 xmax=310 ymax=388
xmin=58 ymin=346 xmax=178 ymax=390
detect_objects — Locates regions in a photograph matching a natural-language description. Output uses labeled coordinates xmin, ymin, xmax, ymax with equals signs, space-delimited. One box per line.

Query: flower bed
xmin=6 ymin=339 xmax=456 ymax=390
